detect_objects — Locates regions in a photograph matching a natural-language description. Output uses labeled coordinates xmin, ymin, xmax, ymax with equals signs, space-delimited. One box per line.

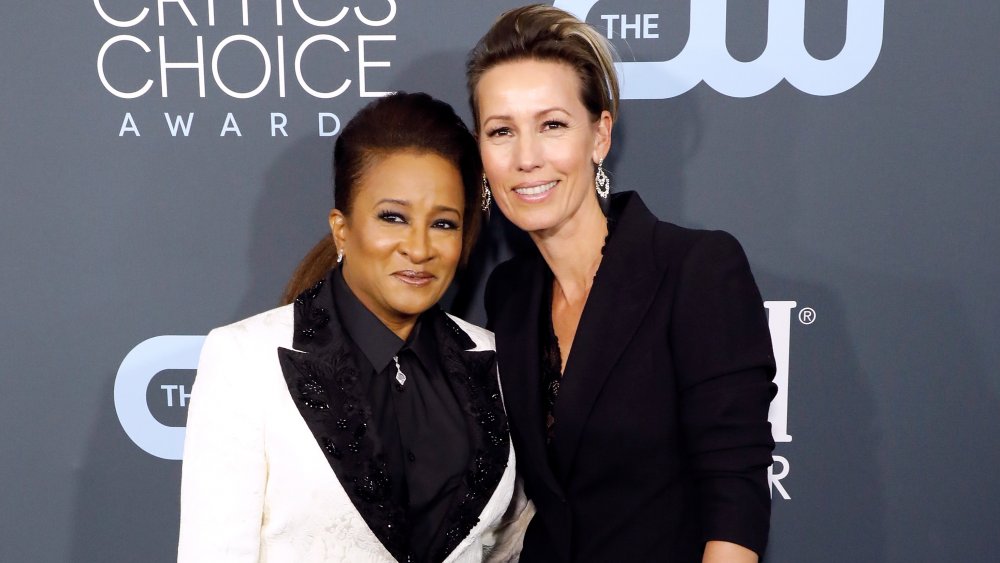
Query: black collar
xmin=331 ymin=268 xmax=439 ymax=375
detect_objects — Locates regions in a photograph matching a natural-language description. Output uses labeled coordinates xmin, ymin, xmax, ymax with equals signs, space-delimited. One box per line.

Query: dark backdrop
xmin=2 ymin=1 xmax=997 ymax=561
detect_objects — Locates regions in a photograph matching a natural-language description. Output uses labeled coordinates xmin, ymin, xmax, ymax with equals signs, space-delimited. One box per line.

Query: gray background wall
xmin=2 ymin=1 xmax=998 ymax=561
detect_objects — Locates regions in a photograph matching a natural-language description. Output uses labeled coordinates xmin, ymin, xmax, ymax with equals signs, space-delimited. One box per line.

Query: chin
xmin=505 ymin=211 xmax=560 ymax=234
xmin=497 ymin=202 xmax=563 ymax=233
xmin=388 ymin=294 xmax=441 ymax=318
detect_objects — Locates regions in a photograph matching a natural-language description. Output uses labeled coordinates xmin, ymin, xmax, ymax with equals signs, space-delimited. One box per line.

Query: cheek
xmin=480 ymin=145 xmax=508 ymax=177
xmin=423 ymin=233 xmax=463 ymax=278
xmin=551 ymin=143 xmax=589 ymax=175
xmin=359 ymin=232 xmax=398 ymax=256
xmin=350 ymin=237 xmax=397 ymax=279
xmin=440 ymin=236 xmax=463 ymax=267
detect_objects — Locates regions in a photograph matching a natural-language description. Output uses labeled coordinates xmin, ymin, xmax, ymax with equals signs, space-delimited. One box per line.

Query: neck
xmin=382 ymin=317 xmax=416 ymax=341
xmin=530 ymin=196 xmax=608 ymax=304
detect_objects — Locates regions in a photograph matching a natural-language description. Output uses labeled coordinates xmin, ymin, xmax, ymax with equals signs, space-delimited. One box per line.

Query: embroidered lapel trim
xmin=428 ymin=315 xmax=508 ymax=561
xmin=277 ymin=273 xmax=509 ymax=562
xmin=278 ymin=276 xmax=408 ymax=560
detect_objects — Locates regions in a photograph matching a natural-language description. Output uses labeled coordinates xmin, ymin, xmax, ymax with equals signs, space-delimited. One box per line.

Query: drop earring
xmin=481 ymin=173 xmax=492 ymax=211
xmin=595 ymin=158 xmax=610 ymax=199
xmin=336 ymin=248 xmax=344 ymax=264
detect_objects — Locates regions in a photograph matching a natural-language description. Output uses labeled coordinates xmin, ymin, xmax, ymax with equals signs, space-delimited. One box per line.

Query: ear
xmin=329 ymin=208 xmax=348 ymax=254
xmin=592 ymin=110 xmax=613 ymax=163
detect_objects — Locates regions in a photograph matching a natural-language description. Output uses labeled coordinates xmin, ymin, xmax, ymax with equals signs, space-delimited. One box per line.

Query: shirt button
xmin=407 ymin=450 xmax=416 ymax=462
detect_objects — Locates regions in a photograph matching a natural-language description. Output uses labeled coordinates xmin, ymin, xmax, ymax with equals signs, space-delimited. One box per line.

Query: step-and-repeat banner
xmin=2 ymin=1 xmax=998 ymax=561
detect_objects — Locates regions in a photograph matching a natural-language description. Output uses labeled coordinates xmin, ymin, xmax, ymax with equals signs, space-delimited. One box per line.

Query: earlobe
xmin=593 ymin=110 xmax=613 ymax=162
xmin=329 ymin=209 xmax=348 ymax=251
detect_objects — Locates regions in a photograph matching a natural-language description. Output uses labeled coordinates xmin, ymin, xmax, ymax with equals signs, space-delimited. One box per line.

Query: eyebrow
xmin=376 ymin=199 xmax=462 ymax=215
xmin=482 ymin=106 xmax=572 ymax=123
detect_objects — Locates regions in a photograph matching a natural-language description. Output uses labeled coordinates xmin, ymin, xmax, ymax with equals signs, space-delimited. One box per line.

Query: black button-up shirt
xmin=332 ymin=269 xmax=470 ymax=562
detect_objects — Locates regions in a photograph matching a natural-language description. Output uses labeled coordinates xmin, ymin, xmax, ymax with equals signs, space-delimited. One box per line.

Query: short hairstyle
xmin=466 ymin=4 xmax=620 ymax=128
xmin=333 ymin=91 xmax=484 ymax=265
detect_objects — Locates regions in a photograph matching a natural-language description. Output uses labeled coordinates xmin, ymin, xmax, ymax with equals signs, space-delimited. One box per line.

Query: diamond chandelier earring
xmin=481 ymin=173 xmax=493 ymax=211
xmin=595 ymin=158 xmax=610 ymax=199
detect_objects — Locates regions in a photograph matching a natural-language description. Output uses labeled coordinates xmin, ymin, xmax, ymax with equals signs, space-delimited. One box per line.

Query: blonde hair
xmin=466 ymin=4 xmax=620 ymax=128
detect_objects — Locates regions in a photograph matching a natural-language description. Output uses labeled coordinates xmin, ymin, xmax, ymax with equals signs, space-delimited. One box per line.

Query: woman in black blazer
xmin=467 ymin=6 xmax=777 ymax=562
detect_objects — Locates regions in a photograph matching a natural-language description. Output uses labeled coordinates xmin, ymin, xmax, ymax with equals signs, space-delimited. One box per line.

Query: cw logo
xmin=553 ymin=0 xmax=884 ymax=98
xmin=115 ymin=335 xmax=204 ymax=459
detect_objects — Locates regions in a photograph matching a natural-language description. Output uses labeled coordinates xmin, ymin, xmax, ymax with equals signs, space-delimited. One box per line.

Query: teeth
xmin=515 ymin=181 xmax=556 ymax=195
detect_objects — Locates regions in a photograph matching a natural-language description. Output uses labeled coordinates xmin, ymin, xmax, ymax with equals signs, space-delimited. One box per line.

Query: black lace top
xmin=539 ymin=269 xmax=563 ymax=448
xmin=538 ymin=217 xmax=617 ymax=454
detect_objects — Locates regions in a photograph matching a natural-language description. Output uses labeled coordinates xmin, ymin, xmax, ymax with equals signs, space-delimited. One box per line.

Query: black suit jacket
xmin=485 ymin=192 xmax=776 ymax=562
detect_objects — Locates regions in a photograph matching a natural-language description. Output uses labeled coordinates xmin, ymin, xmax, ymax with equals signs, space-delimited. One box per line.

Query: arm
xmin=670 ymin=231 xmax=777 ymax=558
xmin=177 ymin=327 xmax=266 ymax=563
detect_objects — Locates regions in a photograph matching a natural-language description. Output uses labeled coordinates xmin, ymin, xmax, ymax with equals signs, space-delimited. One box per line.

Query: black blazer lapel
xmin=425 ymin=311 xmax=510 ymax=562
xmin=488 ymin=252 xmax=566 ymax=499
xmin=550 ymin=193 xmax=667 ymax=482
xmin=279 ymin=276 xmax=510 ymax=562
xmin=277 ymin=276 xmax=409 ymax=561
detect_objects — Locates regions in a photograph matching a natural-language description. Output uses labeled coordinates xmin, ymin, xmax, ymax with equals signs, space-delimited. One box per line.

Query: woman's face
xmin=330 ymin=151 xmax=465 ymax=334
xmin=476 ymin=59 xmax=611 ymax=234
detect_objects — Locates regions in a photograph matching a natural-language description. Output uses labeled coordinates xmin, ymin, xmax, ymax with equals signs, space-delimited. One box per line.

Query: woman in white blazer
xmin=178 ymin=93 xmax=518 ymax=563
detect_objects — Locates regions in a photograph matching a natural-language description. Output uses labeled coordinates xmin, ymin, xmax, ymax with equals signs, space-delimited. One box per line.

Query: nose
xmin=399 ymin=225 xmax=433 ymax=264
xmin=514 ymin=132 xmax=543 ymax=172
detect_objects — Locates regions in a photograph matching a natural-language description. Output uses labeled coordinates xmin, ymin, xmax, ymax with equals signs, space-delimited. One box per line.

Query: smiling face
xmin=476 ymin=59 xmax=612 ymax=235
xmin=330 ymin=151 xmax=465 ymax=336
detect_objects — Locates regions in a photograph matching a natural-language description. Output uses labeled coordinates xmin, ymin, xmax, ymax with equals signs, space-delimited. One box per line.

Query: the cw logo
xmin=553 ymin=0 xmax=884 ymax=98
xmin=115 ymin=335 xmax=203 ymax=459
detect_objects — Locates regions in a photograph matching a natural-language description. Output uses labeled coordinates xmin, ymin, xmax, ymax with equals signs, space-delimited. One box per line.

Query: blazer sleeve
xmin=177 ymin=327 xmax=266 ymax=563
xmin=484 ymin=476 xmax=535 ymax=563
xmin=669 ymin=230 xmax=777 ymax=556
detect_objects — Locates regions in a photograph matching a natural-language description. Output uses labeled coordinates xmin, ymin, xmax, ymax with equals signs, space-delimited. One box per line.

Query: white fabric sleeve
xmin=177 ymin=327 xmax=267 ymax=563
xmin=484 ymin=476 xmax=534 ymax=563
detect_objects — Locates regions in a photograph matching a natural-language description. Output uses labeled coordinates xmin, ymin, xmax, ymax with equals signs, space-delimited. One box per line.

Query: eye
xmin=377 ymin=210 xmax=406 ymax=224
xmin=542 ymin=120 xmax=567 ymax=131
xmin=432 ymin=219 xmax=460 ymax=230
xmin=486 ymin=126 xmax=512 ymax=137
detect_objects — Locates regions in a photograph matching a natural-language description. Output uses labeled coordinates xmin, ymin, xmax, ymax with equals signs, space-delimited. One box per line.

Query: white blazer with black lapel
xmin=179 ymin=273 xmax=517 ymax=563
xmin=485 ymin=191 xmax=776 ymax=562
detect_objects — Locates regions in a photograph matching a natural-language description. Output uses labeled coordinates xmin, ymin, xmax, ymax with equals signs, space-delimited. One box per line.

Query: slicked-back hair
xmin=466 ymin=4 xmax=620 ymax=130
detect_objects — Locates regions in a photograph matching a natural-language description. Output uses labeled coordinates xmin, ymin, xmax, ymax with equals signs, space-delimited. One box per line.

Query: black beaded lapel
xmin=277 ymin=272 xmax=509 ymax=562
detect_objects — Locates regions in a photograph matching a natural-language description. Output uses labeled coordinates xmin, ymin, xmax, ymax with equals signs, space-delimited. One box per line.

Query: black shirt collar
xmin=331 ymin=267 xmax=439 ymax=373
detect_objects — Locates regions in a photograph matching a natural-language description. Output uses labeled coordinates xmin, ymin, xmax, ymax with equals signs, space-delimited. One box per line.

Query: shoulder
xmin=653 ymin=223 xmax=749 ymax=265
xmin=190 ymin=306 xmax=296 ymax=416
xmin=446 ymin=313 xmax=496 ymax=352
xmin=611 ymin=191 xmax=748 ymax=262
xmin=219 ymin=302 xmax=294 ymax=333
xmin=656 ymin=225 xmax=754 ymax=281
xmin=205 ymin=303 xmax=295 ymax=353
